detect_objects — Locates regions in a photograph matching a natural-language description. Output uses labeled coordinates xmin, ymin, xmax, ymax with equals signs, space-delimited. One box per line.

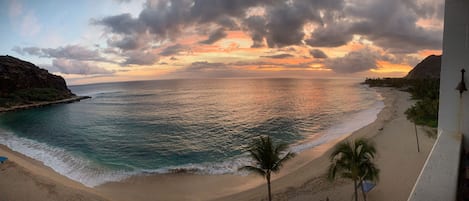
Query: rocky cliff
xmin=0 ymin=55 xmax=75 ymax=107
xmin=405 ymin=55 xmax=441 ymax=79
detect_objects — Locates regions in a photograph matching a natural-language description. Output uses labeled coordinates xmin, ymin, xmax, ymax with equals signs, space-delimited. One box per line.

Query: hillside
xmin=0 ymin=55 xmax=85 ymax=110
xmin=405 ymin=55 xmax=441 ymax=79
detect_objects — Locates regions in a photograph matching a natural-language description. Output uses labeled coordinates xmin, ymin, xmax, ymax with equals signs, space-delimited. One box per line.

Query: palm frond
xmin=242 ymin=135 xmax=295 ymax=176
xmin=328 ymin=137 xmax=379 ymax=186
xmin=272 ymin=151 xmax=295 ymax=172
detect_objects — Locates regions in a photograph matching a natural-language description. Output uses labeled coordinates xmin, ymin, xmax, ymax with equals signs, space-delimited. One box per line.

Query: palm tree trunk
xmin=360 ymin=180 xmax=367 ymax=201
xmin=267 ymin=172 xmax=272 ymax=201
xmin=414 ymin=123 xmax=420 ymax=152
xmin=353 ymin=179 xmax=358 ymax=201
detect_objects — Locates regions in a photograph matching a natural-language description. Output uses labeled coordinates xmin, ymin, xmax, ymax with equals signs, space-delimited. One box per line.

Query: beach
xmin=0 ymin=87 xmax=436 ymax=201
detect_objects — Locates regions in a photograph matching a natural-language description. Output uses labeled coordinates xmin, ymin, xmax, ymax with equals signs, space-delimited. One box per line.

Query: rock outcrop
xmin=0 ymin=55 xmax=73 ymax=97
xmin=405 ymin=55 xmax=441 ymax=79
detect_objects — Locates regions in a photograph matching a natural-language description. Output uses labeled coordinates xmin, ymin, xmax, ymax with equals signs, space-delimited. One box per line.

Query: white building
xmin=408 ymin=0 xmax=468 ymax=200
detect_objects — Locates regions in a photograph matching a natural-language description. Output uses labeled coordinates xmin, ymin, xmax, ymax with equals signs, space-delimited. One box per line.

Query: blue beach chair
xmin=0 ymin=156 xmax=8 ymax=163
xmin=361 ymin=181 xmax=376 ymax=193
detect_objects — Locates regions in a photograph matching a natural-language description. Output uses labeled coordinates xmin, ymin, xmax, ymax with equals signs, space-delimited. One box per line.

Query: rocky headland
xmin=0 ymin=55 xmax=89 ymax=112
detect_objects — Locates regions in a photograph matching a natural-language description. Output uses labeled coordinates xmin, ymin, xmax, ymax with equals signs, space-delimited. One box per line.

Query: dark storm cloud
xmin=13 ymin=45 xmax=108 ymax=62
xmin=347 ymin=0 xmax=443 ymax=53
xmin=95 ymin=0 xmax=344 ymax=48
xmin=325 ymin=48 xmax=379 ymax=73
xmin=244 ymin=16 xmax=267 ymax=48
xmin=216 ymin=17 xmax=239 ymax=30
xmin=189 ymin=0 xmax=263 ymax=23
xmin=199 ymin=28 xmax=227 ymax=44
xmin=305 ymin=0 xmax=443 ymax=52
xmin=92 ymin=0 xmax=443 ymax=69
xmin=264 ymin=0 xmax=327 ymax=48
xmin=94 ymin=13 xmax=144 ymax=35
xmin=107 ymin=35 xmax=145 ymax=50
xmin=138 ymin=0 xmax=193 ymax=40
xmin=309 ymin=49 xmax=328 ymax=59
xmin=305 ymin=23 xmax=354 ymax=47
xmin=260 ymin=53 xmax=294 ymax=59
xmin=52 ymin=58 xmax=114 ymax=75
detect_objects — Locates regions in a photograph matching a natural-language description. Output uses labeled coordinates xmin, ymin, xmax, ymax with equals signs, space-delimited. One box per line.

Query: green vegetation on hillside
xmin=364 ymin=78 xmax=439 ymax=128
xmin=0 ymin=88 xmax=71 ymax=108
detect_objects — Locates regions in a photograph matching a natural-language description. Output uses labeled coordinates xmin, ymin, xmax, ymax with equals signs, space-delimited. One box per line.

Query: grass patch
xmin=0 ymin=88 xmax=72 ymax=108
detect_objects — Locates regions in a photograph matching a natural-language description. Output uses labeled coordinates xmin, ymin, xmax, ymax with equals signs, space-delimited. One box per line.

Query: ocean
xmin=0 ymin=78 xmax=383 ymax=187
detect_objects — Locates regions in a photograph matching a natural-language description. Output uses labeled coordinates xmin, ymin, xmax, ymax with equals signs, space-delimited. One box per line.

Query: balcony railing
xmin=407 ymin=131 xmax=463 ymax=201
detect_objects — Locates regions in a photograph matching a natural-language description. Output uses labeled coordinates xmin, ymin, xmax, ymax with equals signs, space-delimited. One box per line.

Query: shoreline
xmin=0 ymin=95 xmax=91 ymax=113
xmin=0 ymin=87 xmax=436 ymax=201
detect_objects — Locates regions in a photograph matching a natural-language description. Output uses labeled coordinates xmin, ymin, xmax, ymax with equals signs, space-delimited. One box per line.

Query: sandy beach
xmin=0 ymin=87 xmax=436 ymax=201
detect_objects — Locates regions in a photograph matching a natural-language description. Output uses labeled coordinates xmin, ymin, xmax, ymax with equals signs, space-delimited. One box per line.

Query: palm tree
xmin=328 ymin=138 xmax=379 ymax=201
xmin=240 ymin=136 xmax=295 ymax=201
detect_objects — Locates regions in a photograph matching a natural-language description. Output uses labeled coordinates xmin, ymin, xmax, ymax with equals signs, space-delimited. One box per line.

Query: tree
xmin=328 ymin=138 xmax=379 ymax=201
xmin=405 ymin=107 xmax=421 ymax=152
xmin=240 ymin=136 xmax=295 ymax=201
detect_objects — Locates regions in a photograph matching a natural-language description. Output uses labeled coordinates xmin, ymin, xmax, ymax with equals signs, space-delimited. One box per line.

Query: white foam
xmin=0 ymin=132 xmax=136 ymax=187
xmin=291 ymin=98 xmax=384 ymax=153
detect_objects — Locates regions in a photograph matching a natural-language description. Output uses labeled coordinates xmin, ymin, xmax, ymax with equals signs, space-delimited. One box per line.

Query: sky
xmin=1 ymin=0 xmax=444 ymax=85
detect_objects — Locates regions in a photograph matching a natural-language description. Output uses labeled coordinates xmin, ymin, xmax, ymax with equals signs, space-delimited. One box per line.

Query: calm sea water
xmin=0 ymin=79 xmax=383 ymax=187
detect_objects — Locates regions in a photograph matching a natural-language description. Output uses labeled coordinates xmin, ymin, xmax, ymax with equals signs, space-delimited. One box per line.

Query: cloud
xmin=309 ymin=49 xmax=328 ymax=59
xmin=216 ymin=17 xmax=239 ymax=30
xmin=8 ymin=0 xmax=23 ymax=18
xmin=260 ymin=54 xmax=294 ymax=59
xmin=45 ymin=46 xmax=103 ymax=61
xmin=167 ymin=60 xmax=318 ymax=78
xmin=325 ymin=48 xmax=379 ymax=73
xmin=264 ymin=2 xmax=311 ymax=48
xmin=12 ymin=46 xmax=41 ymax=55
xmin=94 ymin=0 xmax=442 ymax=55
xmin=52 ymin=59 xmax=114 ymax=75
xmin=159 ymin=44 xmax=187 ymax=56
xmin=137 ymin=0 xmax=193 ymax=40
xmin=94 ymin=0 xmax=326 ymax=49
xmin=113 ymin=0 xmax=131 ymax=3
xmin=107 ymin=35 xmax=147 ymax=50
xmin=94 ymin=13 xmax=144 ymax=35
xmin=199 ymin=28 xmax=227 ymax=44
xmin=304 ymin=0 xmax=443 ymax=52
xmin=13 ymin=45 xmax=108 ymax=62
xmin=231 ymin=60 xmax=314 ymax=69
xmin=244 ymin=16 xmax=267 ymax=48
xmin=121 ymin=51 xmax=159 ymax=65
xmin=189 ymin=0 xmax=263 ymax=23
xmin=347 ymin=0 xmax=443 ymax=53
xmin=305 ymin=23 xmax=354 ymax=47
xmin=169 ymin=61 xmax=246 ymax=78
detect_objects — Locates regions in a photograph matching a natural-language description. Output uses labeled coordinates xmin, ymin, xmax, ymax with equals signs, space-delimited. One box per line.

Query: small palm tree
xmin=328 ymin=138 xmax=379 ymax=201
xmin=240 ymin=136 xmax=295 ymax=201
